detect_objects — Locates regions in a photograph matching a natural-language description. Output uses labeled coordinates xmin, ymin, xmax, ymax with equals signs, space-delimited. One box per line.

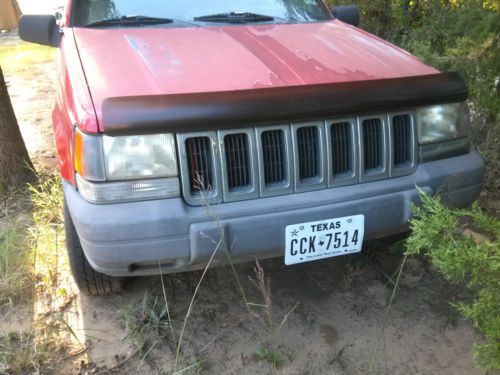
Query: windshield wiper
xmin=193 ymin=12 xmax=275 ymax=24
xmin=86 ymin=15 xmax=173 ymax=27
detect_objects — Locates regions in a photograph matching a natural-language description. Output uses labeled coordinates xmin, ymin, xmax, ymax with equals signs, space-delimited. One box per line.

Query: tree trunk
xmin=0 ymin=66 xmax=36 ymax=193
xmin=12 ymin=0 xmax=23 ymax=20
xmin=0 ymin=0 xmax=22 ymax=30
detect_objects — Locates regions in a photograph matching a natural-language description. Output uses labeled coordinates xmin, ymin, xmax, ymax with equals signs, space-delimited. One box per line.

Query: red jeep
xmin=19 ymin=1 xmax=484 ymax=295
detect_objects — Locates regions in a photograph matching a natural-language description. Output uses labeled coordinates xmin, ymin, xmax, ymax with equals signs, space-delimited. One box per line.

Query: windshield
xmin=72 ymin=0 xmax=331 ymax=27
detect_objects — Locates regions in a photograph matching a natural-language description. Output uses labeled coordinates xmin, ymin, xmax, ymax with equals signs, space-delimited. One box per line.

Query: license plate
xmin=285 ymin=215 xmax=365 ymax=265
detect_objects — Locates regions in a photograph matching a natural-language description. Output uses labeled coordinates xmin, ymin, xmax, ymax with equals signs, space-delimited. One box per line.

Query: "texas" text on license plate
xmin=285 ymin=215 xmax=365 ymax=265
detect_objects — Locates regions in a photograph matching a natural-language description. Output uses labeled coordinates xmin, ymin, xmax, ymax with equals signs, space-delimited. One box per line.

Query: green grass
xmin=0 ymin=42 xmax=55 ymax=77
xmin=0 ymin=175 xmax=76 ymax=374
xmin=28 ymin=174 xmax=63 ymax=225
xmin=0 ymin=38 xmax=64 ymax=371
xmin=122 ymin=290 xmax=173 ymax=355
xmin=254 ymin=346 xmax=285 ymax=370
xmin=0 ymin=218 xmax=32 ymax=309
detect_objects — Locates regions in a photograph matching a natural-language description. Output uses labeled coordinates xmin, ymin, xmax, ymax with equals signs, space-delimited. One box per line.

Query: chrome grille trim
xmin=261 ymin=130 xmax=287 ymax=184
xmin=177 ymin=132 xmax=222 ymax=206
xmin=224 ymin=134 xmax=251 ymax=189
xmin=256 ymin=125 xmax=294 ymax=197
xmin=185 ymin=137 xmax=213 ymax=193
xmin=326 ymin=118 xmax=358 ymax=187
xmin=292 ymin=122 xmax=327 ymax=192
xmin=359 ymin=114 xmax=390 ymax=183
xmin=388 ymin=111 xmax=418 ymax=178
xmin=178 ymin=112 xmax=418 ymax=206
xmin=218 ymin=129 xmax=259 ymax=202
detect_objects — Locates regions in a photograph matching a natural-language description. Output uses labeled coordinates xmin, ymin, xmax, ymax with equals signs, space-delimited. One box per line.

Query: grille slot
xmin=363 ymin=119 xmax=383 ymax=171
xmin=224 ymin=133 xmax=251 ymax=191
xmin=393 ymin=115 xmax=412 ymax=167
xmin=330 ymin=122 xmax=352 ymax=176
xmin=185 ymin=137 xmax=213 ymax=193
xmin=297 ymin=126 xmax=320 ymax=182
xmin=262 ymin=130 xmax=286 ymax=186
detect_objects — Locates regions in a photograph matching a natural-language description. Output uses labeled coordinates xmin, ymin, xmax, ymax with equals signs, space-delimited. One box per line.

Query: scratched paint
xmin=72 ymin=20 xmax=438 ymax=132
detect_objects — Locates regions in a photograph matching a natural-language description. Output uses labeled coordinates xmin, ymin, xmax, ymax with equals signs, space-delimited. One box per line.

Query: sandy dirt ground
xmin=0 ymin=2 xmax=484 ymax=374
xmin=61 ymin=251 xmax=480 ymax=375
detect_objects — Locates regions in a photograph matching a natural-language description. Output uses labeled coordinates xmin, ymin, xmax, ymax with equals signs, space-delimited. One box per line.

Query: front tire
xmin=64 ymin=200 xmax=124 ymax=296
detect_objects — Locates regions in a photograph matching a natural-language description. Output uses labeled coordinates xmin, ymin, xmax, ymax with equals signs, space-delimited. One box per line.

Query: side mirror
xmin=331 ymin=5 xmax=360 ymax=27
xmin=19 ymin=15 xmax=61 ymax=48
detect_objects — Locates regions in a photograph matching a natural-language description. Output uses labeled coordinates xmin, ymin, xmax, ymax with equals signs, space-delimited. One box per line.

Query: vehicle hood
xmin=72 ymin=21 xmax=438 ymax=131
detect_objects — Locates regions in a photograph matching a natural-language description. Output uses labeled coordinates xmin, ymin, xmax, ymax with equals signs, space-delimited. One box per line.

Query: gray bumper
xmin=63 ymin=151 xmax=485 ymax=276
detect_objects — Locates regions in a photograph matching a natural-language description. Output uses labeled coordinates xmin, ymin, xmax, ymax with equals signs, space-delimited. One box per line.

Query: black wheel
xmin=64 ymin=200 xmax=125 ymax=296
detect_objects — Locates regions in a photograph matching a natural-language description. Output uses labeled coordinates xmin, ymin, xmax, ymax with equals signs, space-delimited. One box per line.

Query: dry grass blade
xmin=93 ymin=346 xmax=141 ymax=375
xmin=174 ymin=238 xmax=223 ymax=372
xmin=368 ymin=255 xmax=407 ymax=374
xmin=277 ymin=302 xmax=299 ymax=333
xmin=195 ymin=173 xmax=251 ymax=313
xmin=159 ymin=262 xmax=176 ymax=350
xmin=249 ymin=260 xmax=273 ymax=327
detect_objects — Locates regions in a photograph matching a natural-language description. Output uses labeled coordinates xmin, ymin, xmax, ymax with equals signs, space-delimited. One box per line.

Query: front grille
xmin=224 ymin=133 xmax=251 ymax=191
xmin=177 ymin=112 xmax=417 ymax=205
xmin=185 ymin=137 xmax=213 ymax=193
xmin=393 ymin=114 xmax=412 ymax=167
xmin=297 ymin=126 xmax=320 ymax=181
xmin=331 ymin=122 xmax=352 ymax=176
xmin=261 ymin=130 xmax=286 ymax=185
xmin=363 ymin=118 xmax=383 ymax=171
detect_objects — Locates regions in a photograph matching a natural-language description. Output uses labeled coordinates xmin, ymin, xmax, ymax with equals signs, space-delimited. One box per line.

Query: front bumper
xmin=64 ymin=151 xmax=485 ymax=277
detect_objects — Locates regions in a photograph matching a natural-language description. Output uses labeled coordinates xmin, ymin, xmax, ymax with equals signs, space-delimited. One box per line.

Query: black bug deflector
xmin=102 ymin=73 xmax=467 ymax=135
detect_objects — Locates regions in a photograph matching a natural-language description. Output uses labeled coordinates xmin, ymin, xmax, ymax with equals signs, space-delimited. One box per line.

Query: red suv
xmin=19 ymin=1 xmax=484 ymax=295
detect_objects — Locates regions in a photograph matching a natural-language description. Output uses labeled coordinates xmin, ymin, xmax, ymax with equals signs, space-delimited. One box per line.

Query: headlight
xmin=417 ymin=102 xmax=470 ymax=144
xmin=73 ymin=129 xmax=179 ymax=203
xmin=103 ymin=134 xmax=177 ymax=180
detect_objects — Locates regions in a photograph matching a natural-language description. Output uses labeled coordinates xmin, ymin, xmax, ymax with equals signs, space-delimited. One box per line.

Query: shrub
xmin=406 ymin=192 xmax=500 ymax=370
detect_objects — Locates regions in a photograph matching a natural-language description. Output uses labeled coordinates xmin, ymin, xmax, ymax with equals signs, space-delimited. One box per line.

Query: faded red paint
xmin=71 ymin=20 xmax=437 ymax=133
xmin=55 ymin=19 xmax=439 ymax=182
xmin=53 ymin=28 xmax=99 ymax=183
xmin=63 ymin=0 xmax=72 ymax=26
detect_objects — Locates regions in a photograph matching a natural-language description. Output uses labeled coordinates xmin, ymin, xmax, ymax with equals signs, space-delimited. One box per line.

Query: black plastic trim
xmin=331 ymin=6 xmax=359 ymax=27
xmin=102 ymin=73 xmax=467 ymax=135
xmin=19 ymin=15 xmax=61 ymax=47
xmin=419 ymin=137 xmax=471 ymax=163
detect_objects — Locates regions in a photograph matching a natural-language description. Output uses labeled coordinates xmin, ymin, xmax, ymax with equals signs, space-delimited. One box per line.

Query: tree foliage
xmin=329 ymin=0 xmax=499 ymax=118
